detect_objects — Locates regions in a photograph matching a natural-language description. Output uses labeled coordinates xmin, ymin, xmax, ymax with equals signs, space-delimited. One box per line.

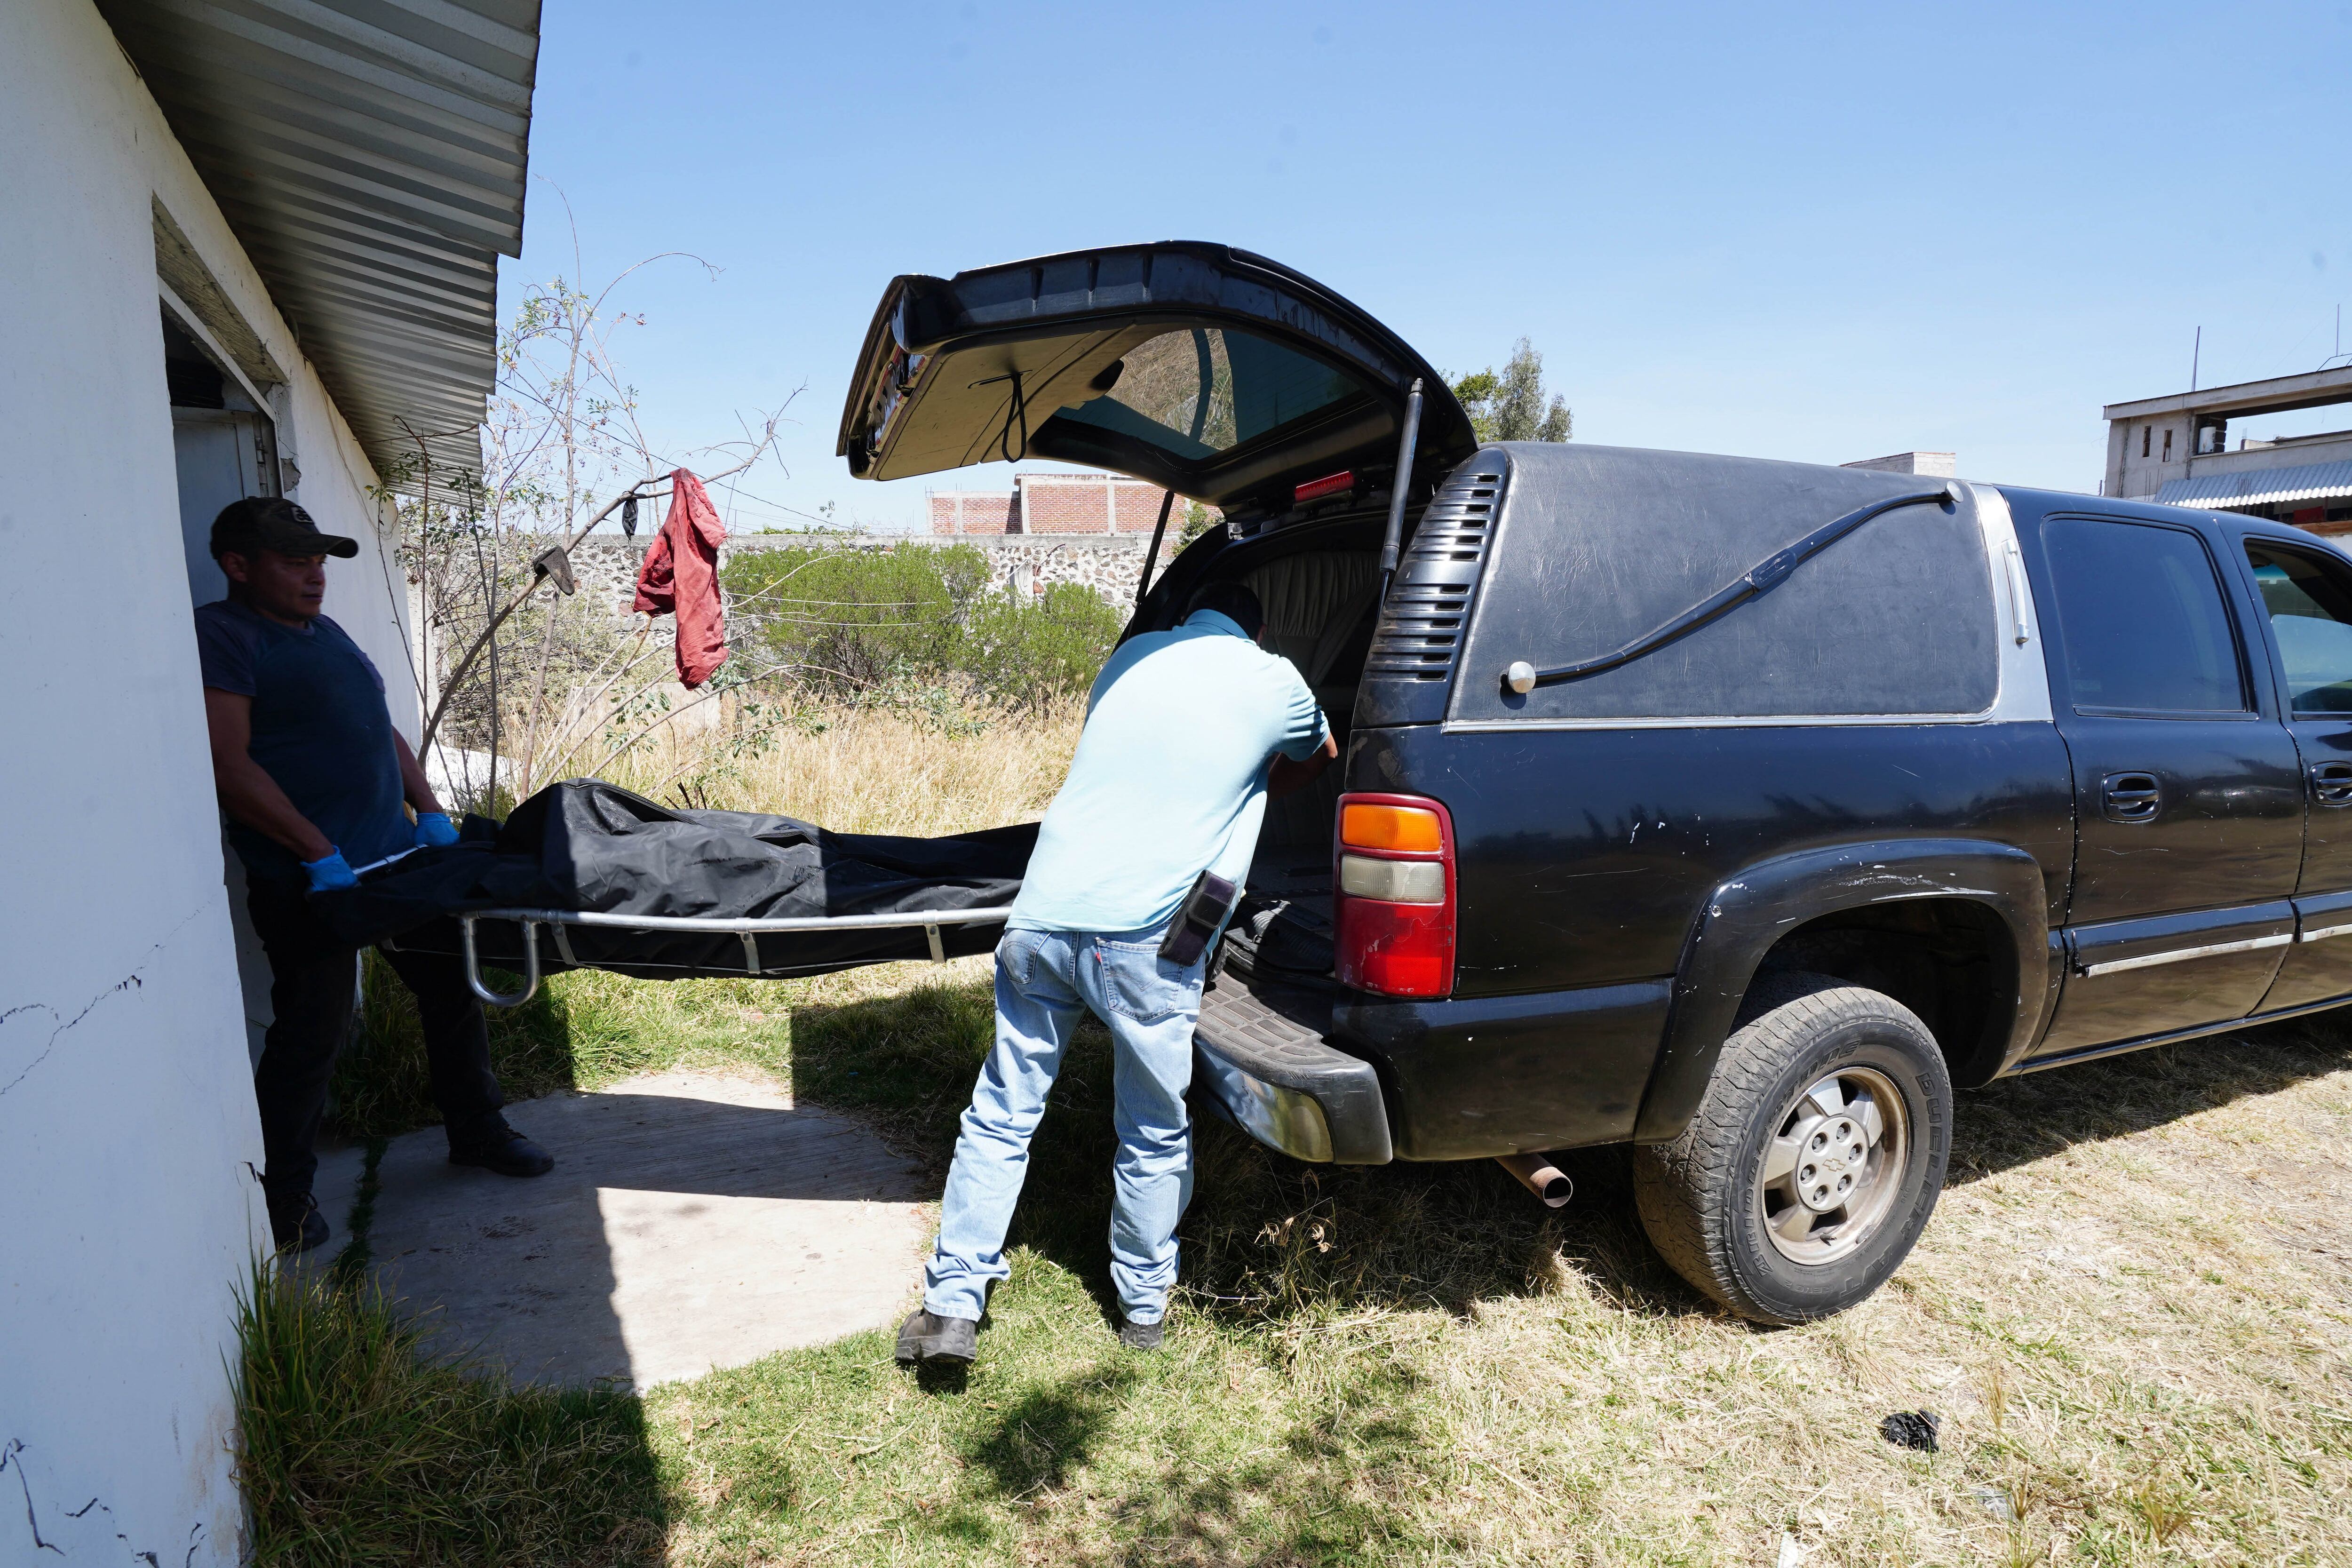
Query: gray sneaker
xmin=895 ymin=1310 xmax=978 ymax=1364
xmin=1118 ymin=1317 xmax=1165 ymax=1351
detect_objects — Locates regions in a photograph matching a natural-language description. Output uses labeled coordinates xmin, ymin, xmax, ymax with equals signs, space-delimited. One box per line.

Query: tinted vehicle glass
xmin=2043 ymin=517 xmax=2246 ymax=714
xmin=1055 ymin=327 xmax=1366 ymax=461
xmin=1451 ymin=446 xmax=1998 ymax=723
xmin=2246 ymin=544 xmax=2352 ymax=715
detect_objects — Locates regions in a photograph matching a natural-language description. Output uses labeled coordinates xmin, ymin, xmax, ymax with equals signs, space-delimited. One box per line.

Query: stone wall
xmin=561 ymin=531 xmax=1176 ymax=621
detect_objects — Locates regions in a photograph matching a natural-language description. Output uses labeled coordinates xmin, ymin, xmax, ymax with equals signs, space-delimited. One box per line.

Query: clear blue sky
xmin=505 ymin=0 xmax=2352 ymax=533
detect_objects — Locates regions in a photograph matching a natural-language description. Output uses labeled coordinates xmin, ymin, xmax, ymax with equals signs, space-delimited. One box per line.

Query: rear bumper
xmin=1192 ymin=974 xmax=1393 ymax=1164
xmin=1334 ymin=979 xmax=1670 ymax=1160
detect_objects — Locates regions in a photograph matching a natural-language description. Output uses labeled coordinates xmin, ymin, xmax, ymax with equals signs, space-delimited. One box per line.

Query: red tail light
xmin=1334 ymin=793 xmax=1455 ymax=997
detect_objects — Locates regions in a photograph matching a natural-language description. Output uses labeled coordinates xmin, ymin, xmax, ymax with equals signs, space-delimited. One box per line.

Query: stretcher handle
xmin=460 ymin=914 xmax=541 ymax=1009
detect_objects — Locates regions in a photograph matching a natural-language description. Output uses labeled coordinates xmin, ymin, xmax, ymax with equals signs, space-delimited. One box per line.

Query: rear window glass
xmin=2044 ymin=517 xmax=2246 ymax=713
xmin=1054 ymin=327 xmax=1365 ymax=461
xmin=1453 ymin=451 xmax=1999 ymax=723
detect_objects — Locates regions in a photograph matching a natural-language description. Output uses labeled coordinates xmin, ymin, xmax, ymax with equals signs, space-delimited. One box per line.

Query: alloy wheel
xmin=1756 ymin=1066 xmax=1910 ymax=1265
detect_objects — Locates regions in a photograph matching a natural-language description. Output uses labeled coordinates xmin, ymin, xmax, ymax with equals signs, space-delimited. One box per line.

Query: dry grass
xmin=596 ymin=702 xmax=1085 ymax=836
xmin=636 ymin=1003 xmax=2352 ymax=1567
xmin=316 ymin=710 xmax=2352 ymax=1564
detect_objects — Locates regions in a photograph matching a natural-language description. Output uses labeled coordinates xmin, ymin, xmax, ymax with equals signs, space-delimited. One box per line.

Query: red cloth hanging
xmin=632 ymin=468 xmax=729 ymax=688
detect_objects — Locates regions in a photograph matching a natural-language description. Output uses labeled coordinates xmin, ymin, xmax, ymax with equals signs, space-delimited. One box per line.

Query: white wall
xmin=0 ymin=1 xmax=413 ymax=1559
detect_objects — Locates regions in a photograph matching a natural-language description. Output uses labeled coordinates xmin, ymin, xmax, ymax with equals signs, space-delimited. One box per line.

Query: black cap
xmin=209 ymin=496 xmax=358 ymax=562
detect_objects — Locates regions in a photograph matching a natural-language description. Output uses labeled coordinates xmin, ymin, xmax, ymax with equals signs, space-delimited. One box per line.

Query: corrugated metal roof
xmin=2155 ymin=461 xmax=2352 ymax=511
xmin=97 ymin=0 xmax=540 ymax=487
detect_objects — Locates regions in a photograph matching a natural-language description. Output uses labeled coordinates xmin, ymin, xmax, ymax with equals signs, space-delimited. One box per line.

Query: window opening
xmin=2141 ymin=426 xmax=2151 ymax=459
xmin=2246 ymin=545 xmax=2352 ymax=715
xmin=2043 ymin=517 xmax=2246 ymax=714
xmin=2162 ymin=427 xmax=2173 ymax=461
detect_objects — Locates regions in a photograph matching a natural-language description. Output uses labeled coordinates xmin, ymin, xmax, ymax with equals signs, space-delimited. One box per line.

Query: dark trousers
xmin=246 ymin=878 xmax=505 ymax=1202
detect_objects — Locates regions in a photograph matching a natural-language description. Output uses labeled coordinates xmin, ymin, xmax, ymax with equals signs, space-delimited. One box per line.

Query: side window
xmin=2042 ymin=517 xmax=2247 ymax=714
xmin=2246 ymin=544 xmax=2352 ymax=716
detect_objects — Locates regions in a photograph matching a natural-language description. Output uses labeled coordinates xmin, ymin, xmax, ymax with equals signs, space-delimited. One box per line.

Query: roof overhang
xmin=2156 ymin=460 xmax=2352 ymax=510
xmin=96 ymin=0 xmax=540 ymax=489
xmin=2104 ymin=365 xmax=2352 ymax=424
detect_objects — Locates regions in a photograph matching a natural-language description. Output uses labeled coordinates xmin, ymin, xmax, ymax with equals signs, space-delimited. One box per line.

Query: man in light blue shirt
xmin=898 ymin=581 xmax=1335 ymax=1363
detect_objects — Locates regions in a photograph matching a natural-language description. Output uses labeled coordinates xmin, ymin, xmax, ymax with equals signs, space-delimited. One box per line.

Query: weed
xmin=234 ymin=1268 xmax=661 ymax=1566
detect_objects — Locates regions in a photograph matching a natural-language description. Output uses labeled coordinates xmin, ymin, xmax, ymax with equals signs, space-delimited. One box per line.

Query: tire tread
xmin=1633 ymin=973 xmax=1947 ymax=1323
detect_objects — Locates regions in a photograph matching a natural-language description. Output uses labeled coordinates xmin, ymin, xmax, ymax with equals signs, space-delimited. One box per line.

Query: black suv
xmin=842 ymin=242 xmax=2352 ymax=1323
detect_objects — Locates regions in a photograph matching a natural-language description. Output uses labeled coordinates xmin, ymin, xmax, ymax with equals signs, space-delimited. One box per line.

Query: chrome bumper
xmin=1192 ymin=975 xmax=1392 ymax=1164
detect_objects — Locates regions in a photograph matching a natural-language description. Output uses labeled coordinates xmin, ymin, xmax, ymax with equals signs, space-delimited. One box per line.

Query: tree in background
xmin=1450 ymin=339 xmax=1572 ymax=444
xmin=382 ymin=213 xmax=795 ymax=806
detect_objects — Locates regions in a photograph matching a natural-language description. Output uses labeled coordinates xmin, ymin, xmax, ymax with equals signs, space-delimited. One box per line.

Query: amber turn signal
xmin=1340 ymin=803 xmax=1443 ymax=853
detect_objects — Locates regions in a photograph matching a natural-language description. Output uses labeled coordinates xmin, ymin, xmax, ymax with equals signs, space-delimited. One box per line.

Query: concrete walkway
xmin=312 ymin=1069 xmax=935 ymax=1390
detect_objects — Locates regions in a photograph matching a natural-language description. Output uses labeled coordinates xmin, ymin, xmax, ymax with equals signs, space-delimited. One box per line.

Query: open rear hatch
xmin=840 ymin=243 xmax=1472 ymax=1165
xmin=837 ymin=242 xmax=1473 ymax=523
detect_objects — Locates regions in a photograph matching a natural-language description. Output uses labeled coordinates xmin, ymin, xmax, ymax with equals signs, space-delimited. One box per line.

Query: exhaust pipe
xmin=1496 ymin=1152 xmax=1573 ymax=1209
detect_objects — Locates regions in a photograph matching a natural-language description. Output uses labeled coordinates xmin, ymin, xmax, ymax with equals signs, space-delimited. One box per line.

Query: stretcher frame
xmin=429 ymin=904 xmax=1018 ymax=1008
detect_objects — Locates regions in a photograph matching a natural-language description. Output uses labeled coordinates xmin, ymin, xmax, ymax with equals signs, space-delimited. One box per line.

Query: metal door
xmin=2018 ymin=505 xmax=2303 ymax=1058
xmin=2233 ymin=531 xmax=2352 ymax=1010
xmin=174 ymin=403 xmax=280 ymax=1066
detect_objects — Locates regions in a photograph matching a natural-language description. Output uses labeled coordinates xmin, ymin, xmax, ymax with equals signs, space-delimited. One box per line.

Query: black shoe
xmin=268 ymin=1191 xmax=329 ymax=1255
xmin=895 ymin=1310 xmax=978 ymax=1364
xmin=448 ymin=1122 xmax=555 ymax=1178
xmin=1119 ymin=1317 xmax=1165 ymax=1351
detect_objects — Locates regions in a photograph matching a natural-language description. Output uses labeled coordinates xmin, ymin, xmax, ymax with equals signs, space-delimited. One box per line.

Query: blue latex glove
xmin=303 ymin=849 xmax=358 ymax=893
xmin=413 ymin=811 xmax=460 ymax=849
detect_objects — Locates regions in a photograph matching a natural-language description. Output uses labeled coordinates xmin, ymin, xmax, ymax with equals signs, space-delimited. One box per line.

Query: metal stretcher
xmin=442 ymin=903 xmax=1019 ymax=1008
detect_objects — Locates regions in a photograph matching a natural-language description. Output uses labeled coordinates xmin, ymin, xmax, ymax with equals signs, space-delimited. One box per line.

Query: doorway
xmin=166 ymin=302 xmax=282 ymax=1067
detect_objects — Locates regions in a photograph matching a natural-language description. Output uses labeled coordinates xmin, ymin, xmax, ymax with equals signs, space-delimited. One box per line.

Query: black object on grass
xmin=1879 ymin=1409 xmax=1940 ymax=1453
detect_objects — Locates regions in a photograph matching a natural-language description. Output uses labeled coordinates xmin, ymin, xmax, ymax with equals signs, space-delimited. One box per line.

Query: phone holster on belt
xmin=1158 ymin=869 xmax=1241 ymax=966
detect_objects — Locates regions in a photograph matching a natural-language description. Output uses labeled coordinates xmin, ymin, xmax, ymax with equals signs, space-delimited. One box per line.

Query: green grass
xmin=282 ymin=961 xmax=2352 ymax=1565
xmin=333 ymin=953 xmax=796 ymax=1138
xmin=234 ymin=1268 xmax=662 ymax=1566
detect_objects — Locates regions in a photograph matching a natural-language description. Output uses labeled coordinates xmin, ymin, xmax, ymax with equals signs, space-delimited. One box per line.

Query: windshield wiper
xmin=1501 ymin=482 xmax=1962 ymax=695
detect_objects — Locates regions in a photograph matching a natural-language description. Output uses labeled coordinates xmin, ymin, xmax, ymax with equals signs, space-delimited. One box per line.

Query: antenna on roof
xmin=2190 ymin=325 xmax=2201 ymax=391
xmin=2324 ymin=305 xmax=2350 ymax=373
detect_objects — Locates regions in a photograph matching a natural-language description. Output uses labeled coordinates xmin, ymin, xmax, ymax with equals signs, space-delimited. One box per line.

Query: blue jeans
xmin=924 ymin=923 xmax=1206 ymax=1326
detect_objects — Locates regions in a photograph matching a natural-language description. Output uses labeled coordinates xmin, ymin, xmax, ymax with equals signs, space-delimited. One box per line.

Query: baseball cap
xmin=209 ymin=496 xmax=358 ymax=561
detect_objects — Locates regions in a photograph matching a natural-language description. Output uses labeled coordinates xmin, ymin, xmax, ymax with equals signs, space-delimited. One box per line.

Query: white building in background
xmin=2103 ymin=366 xmax=2352 ymax=531
xmin=0 ymin=0 xmax=537 ymax=1559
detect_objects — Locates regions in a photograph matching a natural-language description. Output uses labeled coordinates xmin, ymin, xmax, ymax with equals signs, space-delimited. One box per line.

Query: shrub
xmin=723 ymin=541 xmax=1121 ymax=712
xmin=966 ymin=580 xmax=1125 ymax=712
xmin=725 ymin=541 xmax=993 ymax=698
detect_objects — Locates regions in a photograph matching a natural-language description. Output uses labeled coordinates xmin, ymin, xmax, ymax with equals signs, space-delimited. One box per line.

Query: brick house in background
xmin=930 ymin=470 xmax=1206 ymax=535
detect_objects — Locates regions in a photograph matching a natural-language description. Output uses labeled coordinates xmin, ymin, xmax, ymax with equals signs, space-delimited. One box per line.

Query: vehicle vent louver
xmin=1364 ymin=467 xmax=1504 ymax=683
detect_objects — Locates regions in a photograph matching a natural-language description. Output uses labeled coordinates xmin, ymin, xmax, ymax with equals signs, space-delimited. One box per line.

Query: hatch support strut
xmin=1377 ymin=378 xmax=1426 ymax=600
xmin=1134 ymin=487 xmax=1177 ymax=612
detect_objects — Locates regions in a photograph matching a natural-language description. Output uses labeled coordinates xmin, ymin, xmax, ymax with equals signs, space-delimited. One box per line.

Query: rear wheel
xmin=1632 ymin=973 xmax=1951 ymax=1325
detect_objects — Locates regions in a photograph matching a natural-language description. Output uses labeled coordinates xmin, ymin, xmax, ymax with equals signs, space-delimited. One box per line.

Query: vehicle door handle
xmin=2101 ymin=772 xmax=2161 ymax=823
xmin=2312 ymin=761 xmax=2352 ymax=806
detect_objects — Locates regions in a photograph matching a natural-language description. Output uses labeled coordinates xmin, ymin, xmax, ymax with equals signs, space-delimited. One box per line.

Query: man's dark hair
xmin=1185 ymin=581 xmax=1263 ymax=639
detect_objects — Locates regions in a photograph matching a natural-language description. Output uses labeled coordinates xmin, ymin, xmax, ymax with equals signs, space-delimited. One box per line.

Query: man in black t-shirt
xmin=197 ymin=497 xmax=553 ymax=1254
